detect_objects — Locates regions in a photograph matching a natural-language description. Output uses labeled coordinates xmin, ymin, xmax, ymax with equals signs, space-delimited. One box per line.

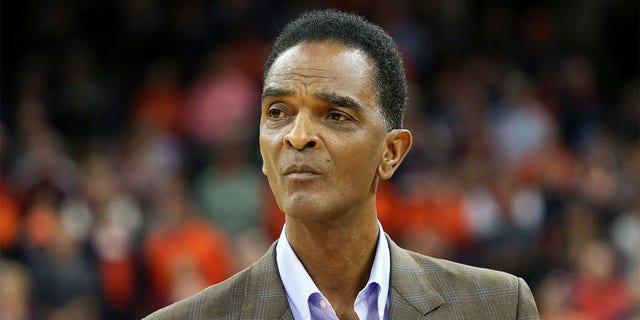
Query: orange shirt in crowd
xmin=143 ymin=217 xmax=232 ymax=309
xmin=571 ymin=276 xmax=633 ymax=320
xmin=0 ymin=185 xmax=20 ymax=251
xmin=376 ymin=181 xmax=406 ymax=239
xmin=100 ymin=257 xmax=137 ymax=312
xmin=404 ymin=189 xmax=471 ymax=247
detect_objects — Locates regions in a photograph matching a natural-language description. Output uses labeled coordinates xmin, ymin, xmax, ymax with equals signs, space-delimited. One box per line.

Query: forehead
xmin=264 ymin=41 xmax=377 ymax=103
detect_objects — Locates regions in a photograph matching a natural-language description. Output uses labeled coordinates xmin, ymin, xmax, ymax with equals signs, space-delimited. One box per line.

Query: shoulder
xmin=405 ymin=249 xmax=521 ymax=291
xmin=143 ymin=268 xmax=252 ymax=320
xmin=388 ymin=239 xmax=539 ymax=319
xmin=388 ymin=237 xmax=521 ymax=291
xmin=143 ymin=241 xmax=291 ymax=320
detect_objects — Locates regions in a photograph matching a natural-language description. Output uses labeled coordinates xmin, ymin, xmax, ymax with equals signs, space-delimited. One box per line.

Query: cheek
xmin=335 ymin=139 xmax=382 ymax=178
xmin=259 ymin=130 xmax=281 ymax=167
xmin=258 ymin=141 xmax=267 ymax=170
xmin=259 ymin=150 xmax=276 ymax=180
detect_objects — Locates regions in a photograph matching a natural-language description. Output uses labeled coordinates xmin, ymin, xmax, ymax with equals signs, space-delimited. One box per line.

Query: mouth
xmin=283 ymin=164 xmax=322 ymax=178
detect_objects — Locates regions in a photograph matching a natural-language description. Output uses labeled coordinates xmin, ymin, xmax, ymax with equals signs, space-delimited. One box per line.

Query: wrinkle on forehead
xmin=273 ymin=70 xmax=333 ymax=81
xmin=266 ymin=42 xmax=373 ymax=82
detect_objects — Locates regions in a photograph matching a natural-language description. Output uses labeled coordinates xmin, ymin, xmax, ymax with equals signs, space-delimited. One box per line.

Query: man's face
xmin=260 ymin=41 xmax=387 ymax=222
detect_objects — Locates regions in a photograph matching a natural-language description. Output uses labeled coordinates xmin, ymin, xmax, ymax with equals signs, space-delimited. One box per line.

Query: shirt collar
xmin=369 ymin=222 xmax=391 ymax=318
xmin=276 ymin=221 xmax=390 ymax=320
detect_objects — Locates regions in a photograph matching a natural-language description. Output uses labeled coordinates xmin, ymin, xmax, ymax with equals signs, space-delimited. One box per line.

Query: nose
xmin=283 ymin=113 xmax=320 ymax=150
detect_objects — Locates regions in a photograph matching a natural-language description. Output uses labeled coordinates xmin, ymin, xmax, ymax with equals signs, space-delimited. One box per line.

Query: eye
xmin=267 ymin=106 xmax=284 ymax=119
xmin=327 ymin=111 xmax=350 ymax=121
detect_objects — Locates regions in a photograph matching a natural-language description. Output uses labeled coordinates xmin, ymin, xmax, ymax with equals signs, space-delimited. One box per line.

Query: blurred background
xmin=0 ymin=0 xmax=638 ymax=319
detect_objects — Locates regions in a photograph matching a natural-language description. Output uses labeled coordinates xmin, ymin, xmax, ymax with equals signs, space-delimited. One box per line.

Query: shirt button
xmin=320 ymin=299 xmax=327 ymax=309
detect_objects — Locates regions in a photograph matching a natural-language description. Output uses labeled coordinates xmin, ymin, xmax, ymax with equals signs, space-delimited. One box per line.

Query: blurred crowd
xmin=0 ymin=0 xmax=638 ymax=319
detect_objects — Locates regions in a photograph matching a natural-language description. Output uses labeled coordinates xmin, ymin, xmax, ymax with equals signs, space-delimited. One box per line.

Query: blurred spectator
xmin=183 ymin=51 xmax=258 ymax=147
xmin=569 ymin=241 xmax=634 ymax=320
xmin=370 ymin=0 xmax=435 ymax=80
xmin=143 ymin=174 xmax=232 ymax=310
xmin=8 ymin=96 xmax=78 ymax=198
xmin=80 ymin=153 xmax=143 ymax=319
xmin=557 ymin=55 xmax=605 ymax=149
xmin=537 ymin=271 xmax=594 ymax=320
xmin=192 ymin=138 xmax=267 ymax=270
xmin=186 ymin=50 xmax=266 ymax=260
xmin=622 ymin=266 xmax=640 ymax=319
xmin=22 ymin=200 xmax=101 ymax=320
xmin=118 ymin=123 xmax=185 ymax=204
xmin=610 ymin=202 xmax=640 ymax=273
xmin=193 ymin=143 xmax=264 ymax=239
xmin=0 ymin=260 xmax=33 ymax=320
xmin=130 ymin=59 xmax=185 ymax=137
xmin=488 ymin=70 xmax=555 ymax=164
xmin=401 ymin=167 xmax=470 ymax=259
xmin=0 ymin=180 xmax=20 ymax=255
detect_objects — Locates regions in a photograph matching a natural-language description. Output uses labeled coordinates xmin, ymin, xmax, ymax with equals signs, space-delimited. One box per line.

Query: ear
xmin=377 ymin=129 xmax=412 ymax=180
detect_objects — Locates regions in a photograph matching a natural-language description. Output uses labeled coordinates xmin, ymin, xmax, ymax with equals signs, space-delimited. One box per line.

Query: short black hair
xmin=263 ymin=9 xmax=407 ymax=130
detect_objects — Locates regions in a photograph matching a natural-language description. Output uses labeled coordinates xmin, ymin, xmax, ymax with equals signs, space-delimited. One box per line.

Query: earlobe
xmin=377 ymin=129 xmax=412 ymax=180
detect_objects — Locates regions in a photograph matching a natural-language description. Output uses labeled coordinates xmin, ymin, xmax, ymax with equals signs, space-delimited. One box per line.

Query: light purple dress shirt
xmin=276 ymin=222 xmax=390 ymax=320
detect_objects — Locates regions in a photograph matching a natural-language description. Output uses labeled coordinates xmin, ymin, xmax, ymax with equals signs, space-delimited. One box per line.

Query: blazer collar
xmin=245 ymin=237 xmax=444 ymax=319
xmin=387 ymin=236 xmax=444 ymax=318
xmin=240 ymin=241 xmax=294 ymax=320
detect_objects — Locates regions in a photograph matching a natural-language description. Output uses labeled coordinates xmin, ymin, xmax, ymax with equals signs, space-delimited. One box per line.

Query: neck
xmin=285 ymin=213 xmax=379 ymax=315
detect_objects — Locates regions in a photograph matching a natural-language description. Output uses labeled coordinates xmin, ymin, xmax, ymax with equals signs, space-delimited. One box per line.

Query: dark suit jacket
xmin=144 ymin=237 xmax=539 ymax=319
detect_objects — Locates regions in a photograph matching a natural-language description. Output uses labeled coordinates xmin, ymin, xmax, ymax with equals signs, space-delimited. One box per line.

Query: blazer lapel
xmin=239 ymin=241 xmax=294 ymax=320
xmin=387 ymin=237 xmax=444 ymax=319
xmin=236 ymin=238 xmax=444 ymax=319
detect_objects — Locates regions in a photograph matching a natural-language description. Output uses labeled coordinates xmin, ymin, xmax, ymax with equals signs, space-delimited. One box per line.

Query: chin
xmin=281 ymin=197 xmax=335 ymax=222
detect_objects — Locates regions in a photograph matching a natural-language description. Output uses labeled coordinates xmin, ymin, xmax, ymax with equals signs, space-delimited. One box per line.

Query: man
xmin=145 ymin=9 xmax=539 ymax=320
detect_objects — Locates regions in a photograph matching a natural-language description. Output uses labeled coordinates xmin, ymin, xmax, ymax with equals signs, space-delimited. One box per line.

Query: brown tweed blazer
xmin=144 ymin=237 xmax=539 ymax=319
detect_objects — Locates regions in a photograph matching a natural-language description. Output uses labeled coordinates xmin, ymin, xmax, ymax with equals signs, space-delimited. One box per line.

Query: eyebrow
xmin=261 ymin=87 xmax=293 ymax=102
xmin=314 ymin=92 xmax=364 ymax=111
xmin=261 ymin=87 xmax=364 ymax=112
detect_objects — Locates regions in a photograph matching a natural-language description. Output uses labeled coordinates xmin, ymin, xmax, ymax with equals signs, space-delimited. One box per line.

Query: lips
xmin=283 ymin=164 xmax=322 ymax=176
